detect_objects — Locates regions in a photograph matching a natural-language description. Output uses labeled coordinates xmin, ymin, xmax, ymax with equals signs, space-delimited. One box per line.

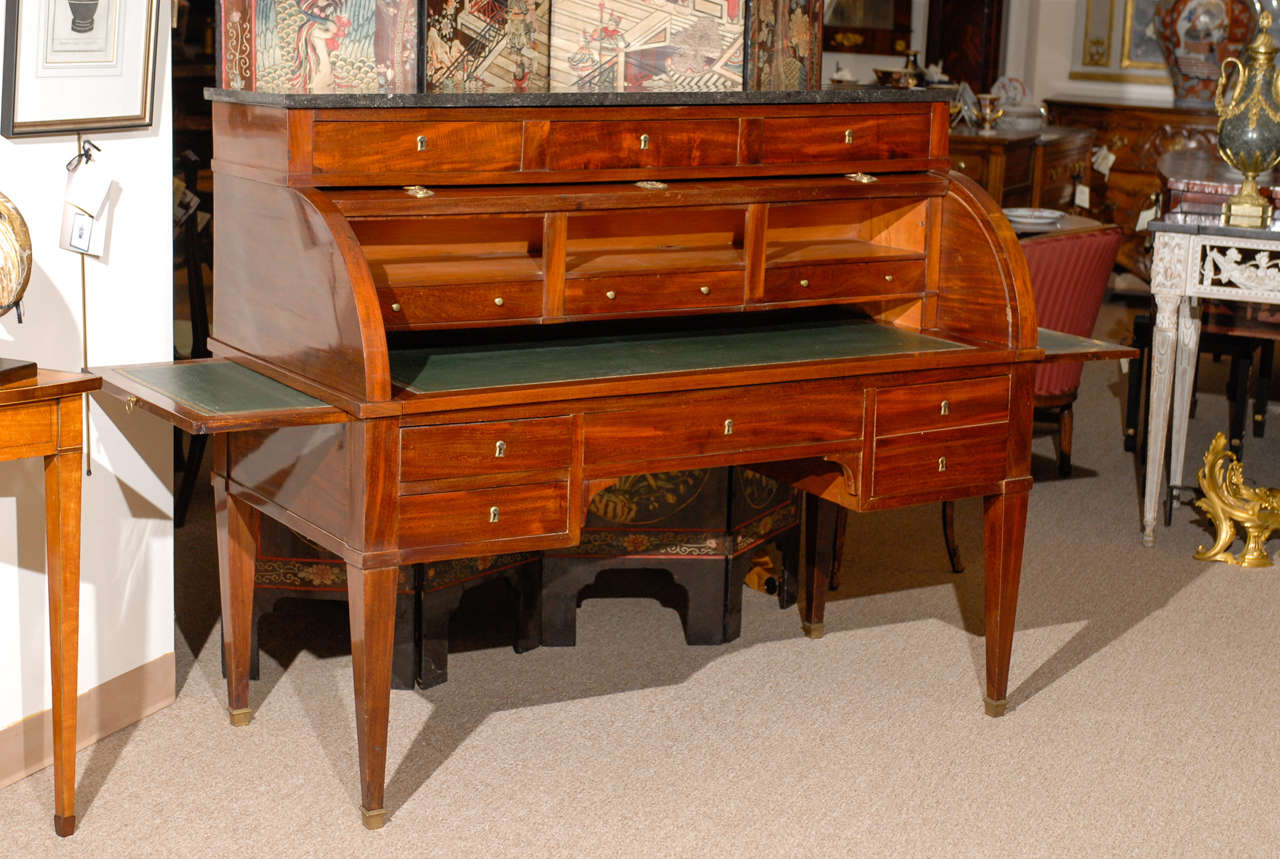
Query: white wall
xmin=0 ymin=7 xmax=174 ymax=731
xmin=821 ymin=1 xmax=930 ymax=87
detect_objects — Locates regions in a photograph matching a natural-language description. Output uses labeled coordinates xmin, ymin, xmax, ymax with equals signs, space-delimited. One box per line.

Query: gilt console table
xmin=93 ymin=87 xmax=1127 ymax=829
xmin=0 ymin=367 xmax=99 ymax=836
xmin=1145 ymin=215 xmax=1280 ymax=545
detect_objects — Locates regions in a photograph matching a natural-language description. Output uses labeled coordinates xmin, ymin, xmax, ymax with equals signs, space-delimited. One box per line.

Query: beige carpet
xmin=4 ymin=302 xmax=1280 ymax=856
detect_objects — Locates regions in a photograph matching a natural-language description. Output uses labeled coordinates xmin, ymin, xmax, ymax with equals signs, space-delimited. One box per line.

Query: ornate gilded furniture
xmin=96 ymin=88 xmax=1100 ymax=829
xmin=1195 ymin=432 xmax=1280 ymax=566
xmin=0 ymin=369 xmax=100 ymax=836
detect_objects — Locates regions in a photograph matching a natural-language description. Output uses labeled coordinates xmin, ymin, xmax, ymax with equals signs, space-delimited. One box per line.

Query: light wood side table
xmin=0 ymin=367 xmax=100 ymax=836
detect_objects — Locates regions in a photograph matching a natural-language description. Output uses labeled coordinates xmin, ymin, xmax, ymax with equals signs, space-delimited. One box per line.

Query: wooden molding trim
xmin=0 ymin=652 xmax=175 ymax=790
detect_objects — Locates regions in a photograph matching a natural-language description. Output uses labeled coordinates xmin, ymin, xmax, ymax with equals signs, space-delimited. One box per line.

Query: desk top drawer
xmin=546 ymin=120 xmax=740 ymax=171
xmin=0 ymin=401 xmax=57 ymax=460
xmin=760 ymin=259 xmax=925 ymax=304
xmin=757 ymin=113 xmax=932 ymax=165
xmin=873 ymin=376 xmax=1009 ymax=437
xmin=310 ymin=121 xmax=525 ymax=176
xmin=399 ymin=482 xmax=569 ymax=549
xmin=584 ymin=378 xmax=862 ymax=469
xmin=401 ymin=417 xmax=573 ymax=482
xmin=565 ymin=269 xmax=744 ymax=317
xmin=869 ymin=423 xmax=1009 ymax=500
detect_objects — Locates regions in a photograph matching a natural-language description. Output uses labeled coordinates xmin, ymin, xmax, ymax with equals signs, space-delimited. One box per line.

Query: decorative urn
xmin=1155 ymin=0 xmax=1256 ymax=108
xmin=1214 ymin=11 xmax=1280 ymax=227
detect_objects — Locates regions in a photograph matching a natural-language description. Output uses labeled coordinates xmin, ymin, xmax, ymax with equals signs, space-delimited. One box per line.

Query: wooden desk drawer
xmin=874 ymin=376 xmax=1009 ymax=437
xmin=565 ymin=269 xmax=744 ymax=316
xmin=401 ymin=417 xmax=573 ymax=481
xmin=0 ymin=401 xmax=57 ymax=460
xmin=757 ymin=113 xmax=931 ymax=165
xmin=584 ymin=378 xmax=862 ymax=468
xmin=379 ymin=282 xmax=544 ymax=328
xmin=546 ymin=120 xmax=740 ymax=171
xmin=311 ymin=121 xmax=525 ymax=175
xmin=950 ymin=152 xmax=987 ymax=185
xmin=399 ymin=482 xmax=569 ymax=548
xmin=869 ymin=423 xmax=1009 ymax=499
xmin=760 ymin=259 xmax=925 ymax=303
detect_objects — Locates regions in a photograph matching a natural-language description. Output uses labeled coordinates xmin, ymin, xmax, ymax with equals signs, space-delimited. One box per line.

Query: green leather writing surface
xmin=118 ymin=362 xmax=333 ymax=415
xmin=391 ymin=318 xmax=970 ymax=394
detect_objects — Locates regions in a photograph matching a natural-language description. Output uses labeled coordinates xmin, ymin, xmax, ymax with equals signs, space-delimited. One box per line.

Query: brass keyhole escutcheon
xmin=640 ymin=133 xmax=650 ymax=150
xmin=844 ymin=129 xmax=853 ymax=144
xmin=938 ymin=456 xmax=947 ymax=472
xmin=390 ymin=302 xmax=402 ymax=312
xmin=489 ymin=506 xmax=500 ymax=523
xmin=494 ymin=296 xmax=504 ymax=306
xmin=495 ymin=440 xmax=507 ymax=458
xmin=724 ymin=419 xmax=734 ymax=435
xmin=605 ymin=290 xmax=617 ymax=300
xmin=417 ymin=135 xmax=427 ymax=152
xmin=699 ymin=285 xmax=711 ymax=295
xmin=940 ymin=400 xmax=950 ymax=416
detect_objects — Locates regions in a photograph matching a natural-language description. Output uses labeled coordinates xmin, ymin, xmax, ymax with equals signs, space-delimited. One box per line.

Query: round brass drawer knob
xmin=800 ymin=279 xmax=810 ymax=288
xmin=700 ymin=285 xmax=711 ymax=295
xmin=884 ymin=274 xmax=894 ymax=282
xmin=494 ymin=297 xmax=504 ymax=306
xmin=606 ymin=290 xmax=617 ymax=300
xmin=390 ymin=303 xmax=402 ymax=312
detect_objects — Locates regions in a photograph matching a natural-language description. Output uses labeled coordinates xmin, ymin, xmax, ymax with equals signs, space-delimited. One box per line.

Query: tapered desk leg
xmin=347 ymin=565 xmax=398 ymax=830
xmin=982 ymin=481 xmax=1030 ymax=717
xmin=1143 ymin=292 xmax=1183 ymax=546
xmin=213 ymin=476 xmax=258 ymax=727
xmin=800 ymin=494 xmax=840 ymax=639
xmin=44 ymin=449 xmax=81 ymax=837
xmin=1167 ymin=297 xmax=1202 ymax=514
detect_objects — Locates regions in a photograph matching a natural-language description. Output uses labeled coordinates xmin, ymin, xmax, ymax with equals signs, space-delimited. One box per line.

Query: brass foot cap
xmin=983 ymin=696 xmax=1007 ymax=717
xmin=802 ymin=621 xmax=825 ymax=639
xmin=54 ymin=814 xmax=76 ymax=837
xmin=228 ymin=707 xmax=253 ymax=727
xmin=361 ymin=807 xmax=388 ymax=830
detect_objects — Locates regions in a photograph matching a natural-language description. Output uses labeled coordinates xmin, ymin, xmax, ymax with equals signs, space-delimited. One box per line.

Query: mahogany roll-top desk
xmin=97 ymin=88 xmax=1082 ymax=829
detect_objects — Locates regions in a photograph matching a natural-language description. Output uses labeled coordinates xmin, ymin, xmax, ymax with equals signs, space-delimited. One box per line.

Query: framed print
xmin=822 ymin=0 xmax=909 ymax=55
xmin=2 ymin=0 xmax=160 ymax=138
xmin=1070 ymin=0 xmax=1169 ymax=84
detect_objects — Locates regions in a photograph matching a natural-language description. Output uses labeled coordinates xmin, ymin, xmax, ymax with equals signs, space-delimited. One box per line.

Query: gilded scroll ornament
xmin=1194 ymin=432 xmax=1280 ymax=566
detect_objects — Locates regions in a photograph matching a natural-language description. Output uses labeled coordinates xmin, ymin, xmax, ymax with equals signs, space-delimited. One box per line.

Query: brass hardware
xmin=956 ymin=160 xmax=967 ymax=171
xmin=884 ymin=274 xmax=894 ymax=282
xmin=724 ymin=419 xmax=734 ymax=435
xmin=124 ymin=395 xmax=138 ymax=413
xmin=1194 ymin=432 xmax=1280 ymax=566
xmin=416 ymin=135 xmax=427 ymax=151
xmin=639 ymin=133 xmax=650 ymax=150
xmin=489 ymin=506 xmax=500 ymax=523
xmin=844 ymin=172 xmax=878 ymax=183
xmin=403 ymin=185 xmax=433 ymax=198
xmin=635 ymin=180 xmax=667 ymax=190
xmin=938 ymin=456 xmax=947 ymax=472
xmin=495 ymin=440 xmax=507 ymax=458
xmin=799 ymin=279 xmax=810 ymax=287
xmin=605 ymin=290 xmax=617 ymax=300
xmin=844 ymin=129 xmax=854 ymax=144
xmin=390 ymin=303 xmax=402 ymax=312
xmin=1109 ymin=134 xmax=1130 ymax=150
xmin=494 ymin=296 xmax=504 ymax=306
xmin=699 ymin=285 xmax=711 ymax=295
xmin=940 ymin=400 xmax=950 ymax=416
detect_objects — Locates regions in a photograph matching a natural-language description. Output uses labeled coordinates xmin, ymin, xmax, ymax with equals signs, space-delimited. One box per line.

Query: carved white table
xmin=1144 ymin=218 xmax=1280 ymax=545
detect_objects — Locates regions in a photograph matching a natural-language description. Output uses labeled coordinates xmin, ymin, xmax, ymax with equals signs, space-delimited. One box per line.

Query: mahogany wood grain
xmin=44 ymin=447 xmax=81 ymax=837
xmin=378 ymin=282 xmax=544 ymax=329
xmin=871 ymin=375 xmax=1009 ymax=436
xmin=757 ymin=114 xmax=932 ymax=164
xmin=564 ymin=269 xmax=744 ymax=317
xmin=867 ymin=422 xmax=1009 ymax=499
xmin=312 ymin=120 xmax=524 ymax=175
xmin=800 ymin=494 xmax=841 ymax=637
xmin=398 ymin=482 xmax=569 ymax=548
xmin=982 ymin=478 xmax=1032 ymax=715
xmin=213 ymin=459 xmax=259 ymax=726
xmin=759 ymin=259 xmax=924 ymax=305
xmin=545 ymin=119 xmax=740 ymax=170
xmin=227 ymin=425 xmax=353 ymax=544
xmin=400 ymin=417 xmax=573 ymax=482
xmin=346 ymin=565 xmax=399 ymax=828
xmin=0 ymin=401 xmax=57 ymax=459
xmin=543 ymin=213 xmax=568 ymax=318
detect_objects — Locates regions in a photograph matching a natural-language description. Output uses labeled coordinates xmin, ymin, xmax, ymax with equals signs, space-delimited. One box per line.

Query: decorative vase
xmin=67 ymin=0 xmax=99 ymax=34
xmin=1154 ymin=0 xmax=1256 ymax=108
xmin=1214 ymin=11 xmax=1280 ymax=226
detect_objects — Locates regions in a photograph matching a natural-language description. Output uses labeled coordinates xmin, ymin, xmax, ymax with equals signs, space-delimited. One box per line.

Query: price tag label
xmin=1092 ymin=146 xmax=1117 ymax=179
xmin=1074 ymin=182 xmax=1091 ymax=209
xmin=1136 ymin=205 xmax=1158 ymax=232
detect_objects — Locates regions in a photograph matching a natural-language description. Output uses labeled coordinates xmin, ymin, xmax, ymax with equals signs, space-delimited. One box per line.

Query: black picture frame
xmin=2 ymin=0 xmax=160 ymax=138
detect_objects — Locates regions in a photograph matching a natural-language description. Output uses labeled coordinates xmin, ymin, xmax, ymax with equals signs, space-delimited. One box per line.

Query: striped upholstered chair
xmin=1022 ymin=224 xmax=1125 ymax=476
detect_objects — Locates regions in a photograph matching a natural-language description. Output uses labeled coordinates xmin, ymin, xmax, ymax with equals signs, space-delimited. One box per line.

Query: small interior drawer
xmin=564 ymin=269 xmax=744 ymax=317
xmin=869 ymin=423 xmax=1009 ymax=499
xmin=311 ymin=121 xmax=525 ymax=176
xmin=759 ymin=259 xmax=925 ymax=304
xmin=398 ymin=481 xmax=569 ymax=548
xmin=400 ymin=416 xmax=573 ymax=482
xmin=873 ymin=376 xmax=1010 ymax=437
xmin=379 ymin=282 xmax=544 ymax=329
xmin=951 ymin=153 xmax=987 ymax=185
xmin=546 ymin=119 xmax=740 ymax=171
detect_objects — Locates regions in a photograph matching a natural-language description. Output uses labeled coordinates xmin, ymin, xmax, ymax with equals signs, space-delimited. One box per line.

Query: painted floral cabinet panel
xmin=221 ymin=0 xmax=419 ymax=93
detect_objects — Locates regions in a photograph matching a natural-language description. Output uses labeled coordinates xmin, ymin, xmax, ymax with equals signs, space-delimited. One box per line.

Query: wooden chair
xmin=1021 ymin=224 xmax=1126 ymax=476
